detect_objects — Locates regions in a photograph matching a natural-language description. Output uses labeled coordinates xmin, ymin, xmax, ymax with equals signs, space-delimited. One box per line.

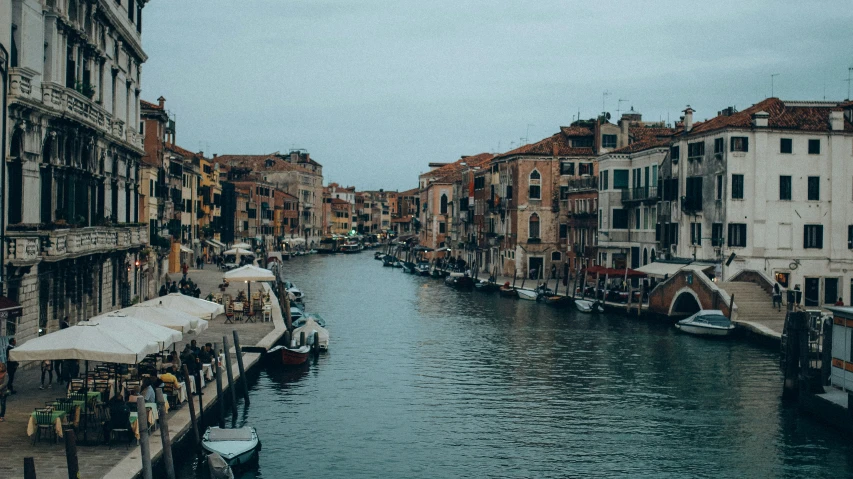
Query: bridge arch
xmin=669 ymin=287 xmax=702 ymax=317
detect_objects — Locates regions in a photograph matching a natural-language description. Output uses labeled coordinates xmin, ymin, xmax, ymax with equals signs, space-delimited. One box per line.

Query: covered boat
xmin=268 ymin=344 xmax=311 ymax=365
xmin=675 ymin=310 xmax=736 ymax=337
xmin=294 ymin=317 xmax=330 ymax=351
xmin=201 ymin=427 xmax=261 ymax=467
xmin=575 ymin=299 xmax=604 ymax=313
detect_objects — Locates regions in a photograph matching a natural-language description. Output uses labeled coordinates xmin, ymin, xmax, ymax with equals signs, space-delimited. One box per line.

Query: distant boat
xmin=675 ymin=310 xmax=736 ymax=337
xmin=498 ymin=285 xmax=518 ymax=298
xmin=415 ymin=262 xmax=432 ymax=276
xmin=268 ymin=344 xmax=311 ymax=365
xmin=201 ymin=427 xmax=261 ymax=467
xmin=517 ymin=289 xmax=538 ymax=301
xmin=340 ymin=243 xmax=361 ymax=254
xmin=575 ymin=299 xmax=604 ymax=313
xmin=474 ymin=280 xmax=499 ymax=293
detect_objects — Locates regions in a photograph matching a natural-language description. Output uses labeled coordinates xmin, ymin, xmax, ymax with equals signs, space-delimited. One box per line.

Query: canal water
xmin=179 ymin=253 xmax=853 ymax=478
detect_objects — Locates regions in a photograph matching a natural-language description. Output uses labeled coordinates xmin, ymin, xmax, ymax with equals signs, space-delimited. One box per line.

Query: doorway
xmin=804 ymin=277 xmax=820 ymax=307
xmin=528 ymin=257 xmax=544 ymax=280
xmin=824 ymin=278 xmax=838 ymax=305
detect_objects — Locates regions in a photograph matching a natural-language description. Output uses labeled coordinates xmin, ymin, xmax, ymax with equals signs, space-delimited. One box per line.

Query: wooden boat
xmin=474 ymin=280 xmax=499 ymax=293
xmin=544 ymin=295 xmax=573 ymax=307
xmin=293 ymin=318 xmax=330 ymax=351
xmin=498 ymin=286 xmax=518 ymax=298
xmin=268 ymin=344 xmax=311 ymax=365
xmin=401 ymin=262 xmax=417 ymax=273
xmin=201 ymin=427 xmax=261 ymax=467
xmin=575 ymin=299 xmax=604 ymax=313
xmin=675 ymin=310 xmax=736 ymax=337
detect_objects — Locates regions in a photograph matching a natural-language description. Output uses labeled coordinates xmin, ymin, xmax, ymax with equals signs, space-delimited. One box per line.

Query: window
xmin=602 ymin=134 xmax=617 ymax=148
xmin=687 ymin=141 xmax=705 ymax=160
xmin=684 ymin=177 xmax=703 ymax=211
xmin=803 ymin=225 xmax=823 ymax=249
xmin=439 ymin=222 xmax=446 ymax=234
xmin=670 ymin=146 xmax=680 ymax=163
xmin=808 ymin=139 xmax=820 ymax=155
xmin=731 ymin=174 xmax=744 ymax=199
xmin=690 ymin=222 xmax=702 ymax=245
xmin=529 ymin=170 xmax=541 ymax=200
xmin=848 ymin=225 xmax=853 ymax=249
xmin=440 ymin=194 xmax=448 ymax=214
xmin=560 ymin=162 xmax=575 ymax=175
xmin=779 ymin=176 xmax=792 ymax=200
xmin=714 ymin=138 xmax=724 ymax=154
xmin=559 ymin=223 xmax=567 ymax=239
xmin=600 ymin=170 xmax=609 ymax=190
xmin=551 ymin=251 xmax=562 ymax=261
xmin=807 ymin=176 xmax=820 ymax=201
xmin=716 ymin=175 xmax=723 ymax=200
xmin=730 ymin=137 xmax=748 ymax=152
xmin=613 ymin=169 xmax=629 ymax=189
xmin=728 ymin=223 xmax=747 ymax=247
xmin=579 ymin=163 xmax=593 ymax=176
xmin=780 ymin=138 xmax=792 ymax=154
xmin=712 ymin=223 xmax=723 ymax=247
xmin=528 ymin=213 xmax=540 ymax=239
xmin=559 ymin=186 xmax=569 ymax=200
xmin=612 ymin=209 xmax=629 ymax=229
xmin=635 ymin=208 xmax=641 ymax=229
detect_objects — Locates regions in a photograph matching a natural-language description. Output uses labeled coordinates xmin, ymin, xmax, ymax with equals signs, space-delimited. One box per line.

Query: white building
xmin=659 ymin=99 xmax=853 ymax=306
xmin=3 ymin=0 xmax=150 ymax=341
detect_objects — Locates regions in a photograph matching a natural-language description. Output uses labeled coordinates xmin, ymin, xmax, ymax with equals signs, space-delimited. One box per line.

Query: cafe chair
xmin=33 ymin=409 xmax=57 ymax=445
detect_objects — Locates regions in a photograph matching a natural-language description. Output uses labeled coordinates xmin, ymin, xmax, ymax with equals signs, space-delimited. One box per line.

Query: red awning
xmin=0 ymin=296 xmax=22 ymax=322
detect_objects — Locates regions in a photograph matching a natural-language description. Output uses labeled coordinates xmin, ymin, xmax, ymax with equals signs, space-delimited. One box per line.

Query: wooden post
xmin=626 ymin=284 xmax=633 ymax=313
xmin=136 ymin=396 xmax=153 ymax=479
xmin=573 ymin=263 xmax=579 ymax=299
xmin=63 ymin=429 xmax=79 ymax=479
xmin=313 ymin=331 xmax=320 ymax=357
xmin=727 ymin=294 xmax=735 ymax=319
xmin=284 ymin=330 xmax=292 ymax=348
xmin=232 ymin=331 xmax=250 ymax=404
xmin=195 ymin=369 xmax=204 ymax=432
xmin=181 ymin=365 xmax=200 ymax=447
xmin=222 ymin=336 xmax=239 ymax=417
xmin=23 ymin=457 xmax=36 ymax=479
xmin=154 ymin=388 xmax=176 ymax=479
xmin=283 ymin=289 xmax=292 ymax=330
xmin=300 ymin=331 xmax=306 ymax=347
xmin=215 ymin=355 xmax=225 ymax=429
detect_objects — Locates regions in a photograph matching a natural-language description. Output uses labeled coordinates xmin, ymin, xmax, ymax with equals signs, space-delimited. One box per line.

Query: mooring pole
xmin=136 ymin=396 xmax=153 ymax=479
xmin=63 ymin=429 xmax=79 ymax=479
xmin=23 ymin=457 xmax=36 ymax=479
xmin=181 ymin=365 xmax=200 ymax=447
xmin=233 ymin=330 xmax=250 ymax=404
xmin=215 ymin=356 xmax=225 ymax=429
xmin=222 ymin=336 xmax=239 ymax=417
xmin=154 ymin=388 xmax=176 ymax=479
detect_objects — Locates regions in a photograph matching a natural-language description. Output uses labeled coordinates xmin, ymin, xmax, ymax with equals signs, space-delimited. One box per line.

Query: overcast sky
xmin=142 ymin=0 xmax=853 ymax=191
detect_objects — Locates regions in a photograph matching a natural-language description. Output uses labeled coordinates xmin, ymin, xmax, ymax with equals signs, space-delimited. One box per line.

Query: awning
xmin=206 ymin=239 xmax=225 ymax=250
xmin=0 ymin=296 xmax=22 ymax=321
xmin=635 ymin=261 xmax=686 ymax=278
xmin=180 ymin=245 xmax=193 ymax=254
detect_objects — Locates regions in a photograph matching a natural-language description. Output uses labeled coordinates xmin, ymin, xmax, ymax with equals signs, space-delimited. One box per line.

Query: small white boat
xmin=675 ymin=310 xmax=736 ymax=337
xmin=294 ymin=317 xmax=330 ymax=351
xmin=575 ymin=299 xmax=604 ymax=313
xmin=201 ymin=427 xmax=261 ymax=467
xmin=517 ymin=289 xmax=538 ymax=301
xmin=282 ymin=281 xmax=304 ymax=301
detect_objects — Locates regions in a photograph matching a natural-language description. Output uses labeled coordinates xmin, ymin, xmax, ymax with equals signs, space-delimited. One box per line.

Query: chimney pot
xmin=683 ymin=106 xmax=694 ymax=132
xmin=157 ymin=96 xmax=166 ymax=108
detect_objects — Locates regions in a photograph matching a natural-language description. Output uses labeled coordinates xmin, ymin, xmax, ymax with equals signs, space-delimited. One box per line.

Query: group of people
xmin=159 ymin=277 xmax=202 ymax=298
xmin=179 ymin=340 xmax=218 ymax=377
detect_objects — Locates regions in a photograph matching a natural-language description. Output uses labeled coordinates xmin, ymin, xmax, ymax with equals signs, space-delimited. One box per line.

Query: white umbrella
xmin=138 ymin=293 xmax=225 ymax=320
xmin=117 ymin=304 xmax=209 ymax=335
xmin=224 ymin=265 xmax=276 ymax=305
xmin=92 ymin=313 xmax=183 ymax=350
xmin=9 ymin=320 xmax=161 ymax=364
xmin=232 ymin=242 xmax=252 ymax=250
xmin=223 ymin=248 xmax=252 ymax=256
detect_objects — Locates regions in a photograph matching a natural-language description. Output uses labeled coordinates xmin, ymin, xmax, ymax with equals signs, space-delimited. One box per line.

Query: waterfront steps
xmin=718 ymin=281 xmax=786 ymax=340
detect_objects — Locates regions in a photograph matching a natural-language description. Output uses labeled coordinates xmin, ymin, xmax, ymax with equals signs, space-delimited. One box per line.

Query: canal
xmin=180 ymin=253 xmax=853 ymax=478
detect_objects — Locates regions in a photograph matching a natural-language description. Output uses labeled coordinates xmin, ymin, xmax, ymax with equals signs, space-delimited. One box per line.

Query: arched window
xmin=440 ymin=194 xmax=448 ymax=215
xmin=529 ymin=169 xmax=541 ymax=200
xmin=643 ymin=248 xmax=648 ymax=265
xmin=650 ymin=249 xmax=656 ymax=263
xmin=529 ymin=213 xmax=540 ymax=239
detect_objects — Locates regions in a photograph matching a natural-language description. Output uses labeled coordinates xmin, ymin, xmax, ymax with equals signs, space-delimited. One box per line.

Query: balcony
xmin=565 ymin=176 xmax=598 ymax=192
xmin=621 ymin=186 xmax=659 ymax=203
xmin=6 ymin=224 xmax=149 ymax=264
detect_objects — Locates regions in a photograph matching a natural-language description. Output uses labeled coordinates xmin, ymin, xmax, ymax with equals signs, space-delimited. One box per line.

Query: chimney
xmin=683 ymin=106 xmax=694 ymax=132
xmin=157 ymin=96 xmax=166 ymax=109
xmin=830 ymin=110 xmax=844 ymax=131
xmin=213 ymin=154 xmax=218 ymax=159
xmin=751 ymin=111 xmax=769 ymax=128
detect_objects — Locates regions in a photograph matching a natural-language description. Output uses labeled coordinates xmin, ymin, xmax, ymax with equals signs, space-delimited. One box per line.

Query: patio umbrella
xmin=231 ymin=242 xmax=252 ymax=250
xmin=9 ymin=320 xmax=161 ymax=364
xmin=224 ymin=265 xmax=276 ymax=307
xmin=223 ymin=248 xmax=252 ymax=256
xmin=114 ymin=304 xmax=209 ymax=335
xmin=90 ymin=314 xmax=183 ymax=351
xmin=137 ymin=293 xmax=225 ymax=320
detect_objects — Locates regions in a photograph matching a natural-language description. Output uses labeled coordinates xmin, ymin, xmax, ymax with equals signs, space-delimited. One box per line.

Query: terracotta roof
xmin=559 ymin=126 xmax=594 ymax=136
xmin=608 ymin=137 xmax=672 ymax=154
xmin=165 ymin=142 xmax=199 ymax=159
xmin=140 ymin=99 xmax=163 ymax=110
xmin=494 ymin=130 xmax=595 ymax=160
xmin=424 ymin=153 xmax=494 ymax=184
xmin=398 ymin=187 xmax=419 ymax=196
xmin=605 ymin=126 xmax=679 ymax=154
xmin=687 ymin=98 xmax=853 ymax=135
xmin=212 ymin=154 xmax=316 ymax=175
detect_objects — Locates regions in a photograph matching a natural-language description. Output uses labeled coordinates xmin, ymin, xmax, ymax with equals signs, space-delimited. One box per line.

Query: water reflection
xmin=177 ymin=253 xmax=853 ymax=478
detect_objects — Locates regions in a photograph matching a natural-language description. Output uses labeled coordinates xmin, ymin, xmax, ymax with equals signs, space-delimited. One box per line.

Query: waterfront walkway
xmin=0 ymin=265 xmax=285 ymax=479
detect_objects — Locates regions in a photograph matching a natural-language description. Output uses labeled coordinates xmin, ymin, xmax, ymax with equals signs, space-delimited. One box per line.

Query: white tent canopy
xmin=180 ymin=245 xmax=194 ymax=254
xmin=9 ymin=320 xmax=163 ymax=364
xmin=231 ymin=242 xmax=252 ymax=250
xmin=115 ymin=304 xmax=209 ymax=334
xmin=91 ymin=314 xmax=183 ymax=350
xmin=223 ymin=248 xmax=253 ymax=256
xmin=224 ymin=265 xmax=275 ymax=282
xmin=137 ymin=293 xmax=225 ymax=320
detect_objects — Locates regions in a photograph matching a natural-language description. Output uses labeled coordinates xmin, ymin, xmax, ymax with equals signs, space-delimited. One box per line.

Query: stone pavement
xmin=0 ymin=265 xmax=279 ymax=479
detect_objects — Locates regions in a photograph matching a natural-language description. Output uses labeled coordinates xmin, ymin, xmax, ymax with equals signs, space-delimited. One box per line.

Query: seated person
xmin=158 ymin=368 xmax=180 ymax=386
xmin=141 ymin=380 xmax=156 ymax=403
xmin=102 ymin=396 xmax=131 ymax=444
xmin=198 ymin=344 xmax=213 ymax=366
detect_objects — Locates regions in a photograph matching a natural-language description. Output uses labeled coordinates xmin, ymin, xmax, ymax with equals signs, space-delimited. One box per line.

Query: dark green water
xmin=179 ymin=253 xmax=853 ymax=478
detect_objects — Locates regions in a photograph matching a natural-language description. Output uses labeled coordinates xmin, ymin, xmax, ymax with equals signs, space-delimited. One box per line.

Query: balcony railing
xmin=566 ymin=176 xmax=598 ymax=192
xmin=6 ymin=224 xmax=149 ymax=263
xmin=621 ymin=186 xmax=659 ymax=203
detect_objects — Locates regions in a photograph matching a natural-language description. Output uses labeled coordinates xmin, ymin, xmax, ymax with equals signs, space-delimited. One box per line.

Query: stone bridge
xmin=647 ymin=265 xmax=736 ymax=319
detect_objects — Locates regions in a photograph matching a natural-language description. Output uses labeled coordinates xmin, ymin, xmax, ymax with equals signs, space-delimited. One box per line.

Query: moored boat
xmin=498 ymin=284 xmax=518 ymax=298
xmin=374 ymin=252 xmax=385 ymax=260
xmin=341 ymin=243 xmax=361 ymax=254
xmin=474 ymin=280 xmax=499 ymax=293
xmin=517 ymin=289 xmax=538 ymax=301
xmin=575 ymin=299 xmax=604 ymax=313
xmin=268 ymin=344 xmax=311 ymax=365
xmin=415 ymin=262 xmax=432 ymax=276
xmin=675 ymin=310 xmax=736 ymax=337
xmin=293 ymin=317 xmax=330 ymax=351
xmin=201 ymin=427 xmax=261 ymax=467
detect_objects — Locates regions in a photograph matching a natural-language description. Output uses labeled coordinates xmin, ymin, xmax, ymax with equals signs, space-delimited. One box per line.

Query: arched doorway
xmin=670 ymin=289 xmax=701 ymax=317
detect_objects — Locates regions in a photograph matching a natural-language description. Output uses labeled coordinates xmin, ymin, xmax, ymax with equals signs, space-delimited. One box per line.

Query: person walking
xmin=39 ymin=359 xmax=52 ymax=390
xmin=5 ymin=339 xmax=18 ymax=394
xmin=0 ymin=363 xmax=8 ymax=422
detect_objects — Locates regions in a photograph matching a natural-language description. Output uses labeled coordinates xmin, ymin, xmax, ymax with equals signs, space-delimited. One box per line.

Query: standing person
xmin=772 ymin=283 xmax=782 ymax=311
xmin=5 ymin=339 xmax=18 ymax=394
xmin=550 ymin=264 xmax=557 ymax=280
xmin=159 ymin=283 xmax=168 ymax=297
xmin=39 ymin=359 xmax=52 ymax=390
xmin=0 ymin=363 xmax=8 ymax=422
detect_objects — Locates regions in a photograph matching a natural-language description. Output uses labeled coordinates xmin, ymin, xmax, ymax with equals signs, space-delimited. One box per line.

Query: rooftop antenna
xmin=846 ymin=67 xmax=853 ymax=100
xmin=616 ymin=99 xmax=629 ymax=118
xmin=771 ymin=73 xmax=780 ymax=98
xmin=602 ymin=90 xmax=611 ymax=115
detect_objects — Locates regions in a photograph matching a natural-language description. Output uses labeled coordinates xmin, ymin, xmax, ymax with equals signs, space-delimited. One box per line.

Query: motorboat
xmin=268 ymin=344 xmax=311 ymax=365
xmin=281 ymin=281 xmax=304 ymax=301
xmin=675 ymin=310 xmax=736 ymax=337
xmin=201 ymin=427 xmax=261 ymax=467
xmin=543 ymin=295 xmax=572 ymax=307
xmin=293 ymin=312 xmax=327 ymax=329
xmin=341 ymin=243 xmax=361 ymax=254
xmin=474 ymin=280 xmax=499 ymax=293
xmin=575 ymin=299 xmax=604 ymax=313
xmin=401 ymin=262 xmax=417 ymax=274
xmin=294 ymin=317 xmax=330 ymax=351
xmin=288 ymin=306 xmax=304 ymax=323
xmin=517 ymin=289 xmax=538 ymax=301
xmin=498 ymin=285 xmax=518 ymax=298
xmin=415 ymin=262 xmax=432 ymax=276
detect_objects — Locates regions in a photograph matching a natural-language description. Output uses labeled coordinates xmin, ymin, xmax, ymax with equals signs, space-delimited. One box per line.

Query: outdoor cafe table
xmin=27 ymin=409 xmax=67 ymax=438
xmin=128 ymin=401 xmax=169 ymax=439
xmin=51 ymin=401 xmax=82 ymax=427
